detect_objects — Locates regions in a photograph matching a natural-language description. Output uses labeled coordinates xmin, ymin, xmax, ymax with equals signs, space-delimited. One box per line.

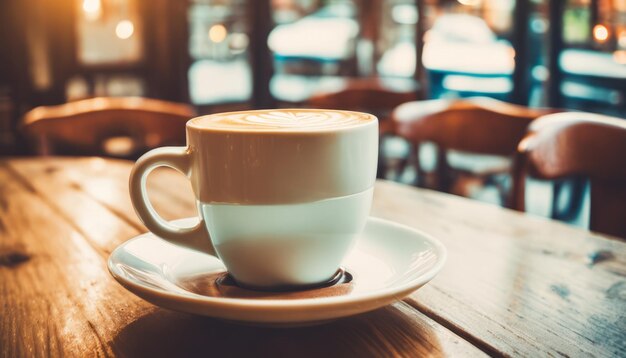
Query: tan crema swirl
xmin=189 ymin=109 xmax=376 ymax=131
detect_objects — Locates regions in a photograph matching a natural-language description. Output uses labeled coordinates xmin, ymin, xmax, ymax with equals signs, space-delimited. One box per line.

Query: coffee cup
xmin=129 ymin=109 xmax=378 ymax=289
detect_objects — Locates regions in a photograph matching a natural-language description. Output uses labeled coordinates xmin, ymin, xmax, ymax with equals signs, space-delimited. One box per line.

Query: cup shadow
xmin=111 ymin=304 xmax=445 ymax=357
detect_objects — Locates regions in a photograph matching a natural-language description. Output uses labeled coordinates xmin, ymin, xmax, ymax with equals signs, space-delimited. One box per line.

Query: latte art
xmin=190 ymin=109 xmax=375 ymax=131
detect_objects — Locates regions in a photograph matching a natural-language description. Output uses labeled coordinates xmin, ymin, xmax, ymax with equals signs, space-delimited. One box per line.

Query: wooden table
xmin=1 ymin=157 xmax=625 ymax=357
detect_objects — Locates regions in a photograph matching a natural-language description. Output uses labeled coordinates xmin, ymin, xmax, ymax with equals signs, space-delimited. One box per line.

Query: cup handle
xmin=129 ymin=146 xmax=216 ymax=256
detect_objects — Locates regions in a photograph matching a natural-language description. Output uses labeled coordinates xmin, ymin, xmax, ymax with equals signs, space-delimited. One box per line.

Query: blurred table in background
xmin=271 ymin=75 xmax=419 ymax=105
xmin=560 ymin=49 xmax=626 ymax=115
xmin=1 ymin=158 xmax=624 ymax=357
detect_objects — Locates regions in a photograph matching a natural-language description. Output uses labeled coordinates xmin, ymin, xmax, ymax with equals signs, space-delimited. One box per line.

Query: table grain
xmin=1 ymin=157 xmax=624 ymax=357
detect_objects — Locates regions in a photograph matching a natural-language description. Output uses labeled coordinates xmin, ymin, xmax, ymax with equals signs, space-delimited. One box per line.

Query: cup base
xmin=178 ymin=269 xmax=355 ymax=299
xmin=221 ymin=268 xmax=352 ymax=292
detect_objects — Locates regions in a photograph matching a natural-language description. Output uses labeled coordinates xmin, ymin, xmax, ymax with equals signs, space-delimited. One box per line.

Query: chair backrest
xmin=512 ymin=112 xmax=626 ymax=238
xmin=392 ymin=97 xmax=554 ymax=155
xmin=308 ymin=81 xmax=418 ymax=133
xmin=22 ymin=97 xmax=196 ymax=159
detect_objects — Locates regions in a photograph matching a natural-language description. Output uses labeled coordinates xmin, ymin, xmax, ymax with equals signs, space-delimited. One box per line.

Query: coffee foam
xmin=189 ymin=109 xmax=376 ymax=132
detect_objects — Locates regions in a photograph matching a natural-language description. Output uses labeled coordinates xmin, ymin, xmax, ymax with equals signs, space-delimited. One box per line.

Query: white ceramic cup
xmin=129 ymin=109 xmax=378 ymax=289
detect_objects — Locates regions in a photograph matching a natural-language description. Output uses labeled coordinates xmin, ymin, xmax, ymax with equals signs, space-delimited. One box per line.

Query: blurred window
xmin=559 ymin=0 xmax=626 ymax=115
xmin=188 ymin=0 xmax=251 ymax=105
xmin=377 ymin=1 xmax=418 ymax=78
xmin=268 ymin=0 xmax=360 ymax=103
xmin=420 ymin=0 xmax=516 ymax=100
xmin=71 ymin=0 xmax=145 ymax=99
xmin=563 ymin=0 xmax=591 ymax=44
xmin=76 ymin=0 xmax=143 ymax=65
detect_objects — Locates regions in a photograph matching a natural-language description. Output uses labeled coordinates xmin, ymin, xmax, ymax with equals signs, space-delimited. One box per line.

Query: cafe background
xmin=0 ymin=0 xmax=625 ymax=227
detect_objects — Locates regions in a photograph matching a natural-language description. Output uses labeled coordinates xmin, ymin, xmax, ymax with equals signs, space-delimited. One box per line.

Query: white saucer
xmin=108 ymin=217 xmax=446 ymax=326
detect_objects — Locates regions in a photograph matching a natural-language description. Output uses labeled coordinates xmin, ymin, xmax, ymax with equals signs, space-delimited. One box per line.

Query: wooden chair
xmin=511 ymin=112 xmax=626 ymax=238
xmin=22 ymin=97 xmax=196 ymax=159
xmin=308 ymin=80 xmax=419 ymax=178
xmin=392 ymin=97 xmax=555 ymax=204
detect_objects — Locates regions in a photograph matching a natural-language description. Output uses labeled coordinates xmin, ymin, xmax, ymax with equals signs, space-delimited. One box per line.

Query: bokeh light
xmin=593 ymin=24 xmax=609 ymax=42
xmin=614 ymin=50 xmax=626 ymax=65
xmin=82 ymin=0 xmax=102 ymax=21
xmin=115 ymin=20 xmax=135 ymax=40
xmin=209 ymin=24 xmax=228 ymax=43
xmin=618 ymin=30 xmax=626 ymax=48
xmin=457 ymin=0 xmax=482 ymax=6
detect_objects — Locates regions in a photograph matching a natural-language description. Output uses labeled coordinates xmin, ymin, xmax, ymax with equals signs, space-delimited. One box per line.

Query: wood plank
xmin=1 ymin=158 xmax=486 ymax=357
xmin=0 ymin=164 xmax=122 ymax=356
xmin=109 ymin=301 xmax=487 ymax=358
xmin=9 ymin=157 xmax=626 ymax=356
xmin=9 ymin=157 xmax=625 ymax=356
xmin=372 ymin=180 xmax=626 ymax=357
xmin=5 ymin=158 xmax=142 ymax=256
xmin=7 ymin=157 xmax=196 ymax=236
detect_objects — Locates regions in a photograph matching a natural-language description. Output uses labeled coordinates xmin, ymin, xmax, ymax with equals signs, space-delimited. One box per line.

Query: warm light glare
xmin=619 ymin=31 xmax=626 ymax=48
xmin=391 ymin=4 xmax=418 ymax=25
xmin=115 ymin=20 xmax=135 ymax=40
xmin=457 ymin=0 xmax=482 ymax=6
xmin=593 ymin=24 xmax=609 ymax=42
xmin=614 ymin=50 xmax=626 ymax=65
xmin=82 ymin=0 xmax=102 ymax=20
xmin=229 ymin=33 xmax=249 ymax=53
xmin=209 ymin=24 xmax=227 ymax=43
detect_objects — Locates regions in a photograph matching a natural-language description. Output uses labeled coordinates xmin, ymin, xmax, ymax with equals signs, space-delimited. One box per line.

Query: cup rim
xmin=186 ymin=108 xmax=378 ymax=134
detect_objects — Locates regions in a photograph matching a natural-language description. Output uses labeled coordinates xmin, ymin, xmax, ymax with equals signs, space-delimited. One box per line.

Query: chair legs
xmin=435 ymin=147 xmax=453 ymax=192
xmin=551 ymin=177 xmax=586 ymax=222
